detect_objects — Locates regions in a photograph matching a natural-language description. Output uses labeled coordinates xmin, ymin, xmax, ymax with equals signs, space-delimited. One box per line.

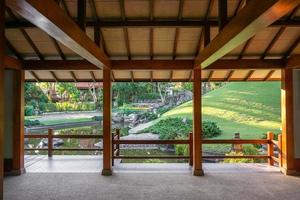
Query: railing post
xmin=116 ymin=129 xmax=120 ymax=157
xmin=48 ymin=129 xmax=53 ymax=157
xmin=267 ymin=132 xmax=274 ymax=166
xmin=278 ymin=134 xmax=282 ymax=168
xmin=189 ymin=132 xmax=193 ymax=166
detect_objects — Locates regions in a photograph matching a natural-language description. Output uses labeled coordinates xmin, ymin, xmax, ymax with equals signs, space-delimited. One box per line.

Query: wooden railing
xmin=24 ymin=128 xmax=103 ymax=157
xmin=112 ymin=130 xmax=282 ymax=167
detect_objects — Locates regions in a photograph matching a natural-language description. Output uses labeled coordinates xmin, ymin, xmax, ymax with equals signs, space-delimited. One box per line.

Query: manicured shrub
xmin=140 ymin=118 xmax=222 ymax=140
xmin=24 ymin=119 xmax=42 ymax=127
xmin=202 ymin=121 xmax=222 ymax=138
xmin=223 ymin=145 xmax=261 ymax=163
xmin=25 ymin=105 xmax=34 ymax=116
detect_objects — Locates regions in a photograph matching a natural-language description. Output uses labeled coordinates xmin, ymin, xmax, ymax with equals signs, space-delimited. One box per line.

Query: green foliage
xmin=182 ymin=82 xmax=193 ymax=91
xmin=202 ymin=121 xmax=222 ymax=138
xmin=223 ymin=145 xmax=261 ymax=163
xmin=140 ymin=118 xmax=222 ymax=140
xmin=175 ymin=144 xmax=189 ymax=156
xmin=120 ymin=127 xmax=130 ymax=137
xmin=56 ymin=83 xmax=80 ymax=102
xmin=43 ymin=102 xmax=96 ymax=112
xmin=24 ymin=119 xmax=42 ymax=127
xmin=25 ymin=105 xmax=35 ymax=116
xmin=140 ymin=112 xmax=157 ymax=121
xmin=57 ymin=126 xmax=102 ymax=135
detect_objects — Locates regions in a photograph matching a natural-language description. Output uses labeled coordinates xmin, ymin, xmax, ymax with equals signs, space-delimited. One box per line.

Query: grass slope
xmin=162 ymin=82 xmax=281 ymax=140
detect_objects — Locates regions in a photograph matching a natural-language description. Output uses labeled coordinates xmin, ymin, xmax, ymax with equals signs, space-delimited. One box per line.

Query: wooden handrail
xmin=202 ymin=139 xmax=269 ymax=144
xmin=113 ymin=139 xmax=190 ymax=145
xmin=25 ymin=134 xmax=103 ymax=139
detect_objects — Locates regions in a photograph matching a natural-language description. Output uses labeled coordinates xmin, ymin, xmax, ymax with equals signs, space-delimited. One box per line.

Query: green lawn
xmin=158 ymin=82 xmax=281 ymax=153
xmin=41 ymin=118 xmax=93 ymax=126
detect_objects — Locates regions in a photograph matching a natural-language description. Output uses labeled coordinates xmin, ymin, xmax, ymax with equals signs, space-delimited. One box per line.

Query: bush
xmin=175 ymin=144 xmax=189 ymax=156
xmin=223 ymin=145 xmax=261 ymax=163
xmin=139 ymin=118 xmax=222 ymax=140
xmin=25 ymin=105 xmax=35 ymax=116
xmin=43 ymin=102 xmax=96 ymax=113
xmin=140 ymin=112 xmax=157 ymax=121
xmin=24 ymin=119 xmax=42 ymax=127
xmin=120 ymin=127 xmax=130 ymax=137
xmin=202 ymin=121 xmax=222 ymax=138
xmin=91 ymin=116 xmax=102 ymax=121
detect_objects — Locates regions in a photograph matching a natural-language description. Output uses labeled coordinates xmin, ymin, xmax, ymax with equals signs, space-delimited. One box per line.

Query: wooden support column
xmin=12 ymin=69 xmax=25 ymax=175
xmin=193 ymin=68 xmax=204 ymax=176
xmin=281 ymin=68 xmax=296 ymax=175
xmin=0 ymin=0 xmax=5 ymax=197
xmin=102 ymin=68 xmax=112 ymax=176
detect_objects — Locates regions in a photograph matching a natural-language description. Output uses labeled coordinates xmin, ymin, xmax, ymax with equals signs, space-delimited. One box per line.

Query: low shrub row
xmin=24 ymin=119 xmax=42 ymax=127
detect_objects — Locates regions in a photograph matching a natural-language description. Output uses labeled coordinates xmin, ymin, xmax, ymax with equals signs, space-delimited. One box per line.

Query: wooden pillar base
xmin=193 ymin=169 xmax=204 ymax=176
xmin=4 ymin=168 xmax=25 ymax=176
xmin=280 ymin=168 xmax=298 ymax=176
xmin=101 ymin=169 xmax=113 ymax=176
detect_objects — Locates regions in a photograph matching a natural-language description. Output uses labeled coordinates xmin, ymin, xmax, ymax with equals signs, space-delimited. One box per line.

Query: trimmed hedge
xmin=24 ymin=119 xmax=42 ymax=127
xmin=43 ymin=102 xmax=96 ymax=112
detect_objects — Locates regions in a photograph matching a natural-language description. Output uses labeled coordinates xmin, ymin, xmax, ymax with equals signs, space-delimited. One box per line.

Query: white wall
xmin=293 ymin=69 xmax=300 ymax=158
xmin=4 ymin=69 xmax=14 ymax=159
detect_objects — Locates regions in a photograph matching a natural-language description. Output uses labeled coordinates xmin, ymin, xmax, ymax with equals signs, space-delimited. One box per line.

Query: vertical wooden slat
xmin=102 ymin=68 xmax=112 ymax=176
xmin=281 ymin=68 xmax=295 ymax=174
xmin=267 ymin=132 xmax=274 ymax=166
xmin=189 ymin=132 xmax=193 ymax=166
xmin=0 ymin=0 xmax=5 ymax=197
xmin=193 ymin=68 xmax=203 ymax=176
xmin=12 ymin=69 xmax=25 ymax=174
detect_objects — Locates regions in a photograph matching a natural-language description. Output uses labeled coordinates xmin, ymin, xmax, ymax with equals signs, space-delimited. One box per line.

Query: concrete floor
xmin=4 ymin=156 xmax=298 ymax=200
xmin=4 ymin=171 xmax=300 ymax=200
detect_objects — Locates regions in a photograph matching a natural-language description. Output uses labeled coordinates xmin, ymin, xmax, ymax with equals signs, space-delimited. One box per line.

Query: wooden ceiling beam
xmin=244 ymin=70 xmax=254 ymax=81
xmin=50 ymin=37 xmax=66 ymax=60
xmin=30 ymin=71 xmax=40 ymax=82
xmin=50 ymin=71 xmax=59 ymax=82
xmin=70 ymin=71 xmax=78 ymax=82
xmin=6 ymin=0 xmax=111 ymax=68
xmin=264 ymin=70 xmax=275 ymax=81
xmin=205 ymin=59 xmax=285 ymax=69
xmin=3 ymin=56 xmax=22 ymax=70
xmin=23 ymin=59 xmax=286 ymax=70
xmin=6 ymin=18 xmax=300 ymax=29
xmin=90 ymin=71 xmax=96 ymax=82
xmin=195 ymin=0 xmax=300 ymax=69
xmin=238 ymin=37 xmax=253 ymax=59
xmin=283 ymin=35 xmax=300 ymax=59
xmin=286 ymin=54 xmax=300 ymax=68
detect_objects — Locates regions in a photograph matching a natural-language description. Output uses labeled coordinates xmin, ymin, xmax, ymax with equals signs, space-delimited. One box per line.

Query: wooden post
xmin=102 ymin=68 xmax=112 ymax=176
xmin=278 ymin=134 xmax=283 ymax=168
xmin=0 ymin=0 xmax=5 ymax=198
xmin=193 ymin=68 xmax=204 ymax=176
xmin=48 ymin=129 xmax=53 ymax=157
xmin=111 ymin=130 xmax=114 ymax=166
xmin=12 ymin=69 xmax=25 ymax=174
xmin=281 ymin=68 xmax=295 ymax=174
xmin=189 ymin=132 xmax=193 ymax=166
xmin=267 ymin=132 xmax=274 ymax=166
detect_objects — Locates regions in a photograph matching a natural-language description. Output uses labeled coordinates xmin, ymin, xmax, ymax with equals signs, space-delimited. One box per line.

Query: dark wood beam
xmin=130 ymin=71 xmax=134 ymax=82
xmin=195 ymin=0 xmax=300 ymax=68
xmin=233 ymin=0 xmax=245 ymax=16
xmin=6 ymin=18 xmax=300 ymax=29
xmin=30 ymin=71 xmax=40 ymax=82
xmin=264 ymin=70 xmax=275 ymax=81
xmin=218 ymin=0 xmax=228 ymax=30
xmin=61 ymin=0 xmax=71 ymax=17
xmin=286 ymin=54 xmax=300 ymax=68
xmin=244 ymin=70 xmax=254 ymax=81
xmin=89 ymin=0 xmax=98 ymax=18
xmin=238 ymin=37 xmax=253 ymax=59
xmin=226 ymin=70 xmax=234 ymax=81
xmin=77 ymin=0 xmax=86 ymax=31
xmin=50 ymin=37 xmax=66 ymax=60
xmin=169 ymin=71 xmax=173 ymax=82
xmin=4 ymin=56 xmax=22 ymax=70
xmin=6 ymin=0 xmax=111 ymax=68
xmin=204 ymin=24 xmax=210 ymax=47
xmin=23 ymin=59 xmax=285 ymax=70
xmin=205 ymin=59 xmax=285 ymax=69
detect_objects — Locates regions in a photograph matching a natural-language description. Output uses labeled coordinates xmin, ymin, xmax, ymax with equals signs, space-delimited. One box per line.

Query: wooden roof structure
xmin=3 ymin=0 xmax=300 ymax=82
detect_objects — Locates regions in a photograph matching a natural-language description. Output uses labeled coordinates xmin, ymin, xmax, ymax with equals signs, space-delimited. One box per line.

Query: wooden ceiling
xmin=4 ymin=0 xmax=300 ymax=82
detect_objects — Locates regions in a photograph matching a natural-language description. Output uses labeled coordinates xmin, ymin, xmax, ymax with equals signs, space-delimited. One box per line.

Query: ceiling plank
xmin=205 ymin=59 xmax=285 ymax=69
xmin=6 ymin=0 xmax=111 ymax=68
xmin=5 ymin=37 xmax=23 ymax=60
xmin=195 ymin=0 xmax=300 ymax=68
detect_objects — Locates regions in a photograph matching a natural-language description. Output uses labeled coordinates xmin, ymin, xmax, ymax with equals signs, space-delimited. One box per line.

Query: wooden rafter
xmin=60 ymin=0 xmax=71 ymax=17
xmin=119 ymin=0 xmax=131 ymax=60
xmin=264 ymin=70 xmax=275 ymax=81
xmin=207 ymin=70 xmax=214 ymax=81
xmin=218 ymin=0 xmax=227 ymax=30
xmin=261 ymin=6 xmax=298 ymax=59
xmin=7 ymin=8 xmax=44 ymax=60
xmin=206 ymin=59 xmax=285 ymax=69
xmin=169 ymin=71 xmax=173 ymax=82
xmin=244 ymin=70 xmax=254 ymax=81
xmin=50 ymin=37 xmax=66 ymax=60
xmin=90 ymin=71 xmax=96 ymax=82
xmin=50 ymin=71 xmax=59 ymax=82
xmin=4 ymin=56 xmax=22 ymax=70
xmin=77 ymin=0 xmax=86 ymax=31
xmin=233 ymin=0 xmax=245 ymax=16
xmin=6 ymin=0 xmax=111 ymax=68
xmin=188 ymin=70 xmax=193 ymax=82
xmin=172 ymin=0 xmax=184 ymax=60
xmin=283 ymin=35 xmax=300 ymax=59
xmin=195 ymin=0 xmax=300 ymax=68
xmin=150 ymin=71 xmax=153 ymax=82
xmin=226 ymin=70 xmax=234 ymax=81
xmin=130 ymin=71 xmax=134 ymax=82
xmin=5 ymin=37 xmax=23 ymax=60
xmin=238 ymin=37 xmax=253 ymax=59
xmin=70 ymin=71 xmax=78 ymax=82
xmin=30 ymin=71 xmax=40 ymax=82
